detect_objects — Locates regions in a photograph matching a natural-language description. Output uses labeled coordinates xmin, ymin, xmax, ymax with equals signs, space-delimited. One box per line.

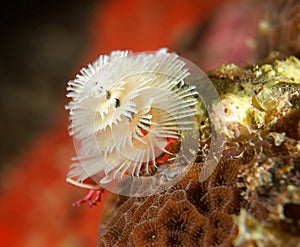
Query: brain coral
xmin=99 ymin=160 xmax=240 ymax=247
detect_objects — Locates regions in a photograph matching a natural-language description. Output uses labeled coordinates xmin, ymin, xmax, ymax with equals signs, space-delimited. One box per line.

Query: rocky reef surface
xmin=98 ymin=55 xmax=300 ymax=247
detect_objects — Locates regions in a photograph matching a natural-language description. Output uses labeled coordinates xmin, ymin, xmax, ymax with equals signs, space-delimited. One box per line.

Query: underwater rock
xmin=98 ymin=56 xmax=300 ymax=246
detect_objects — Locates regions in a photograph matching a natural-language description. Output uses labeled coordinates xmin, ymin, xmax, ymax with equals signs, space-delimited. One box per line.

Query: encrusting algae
xmin=98 ymin=56 xmax=300 ymax=247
